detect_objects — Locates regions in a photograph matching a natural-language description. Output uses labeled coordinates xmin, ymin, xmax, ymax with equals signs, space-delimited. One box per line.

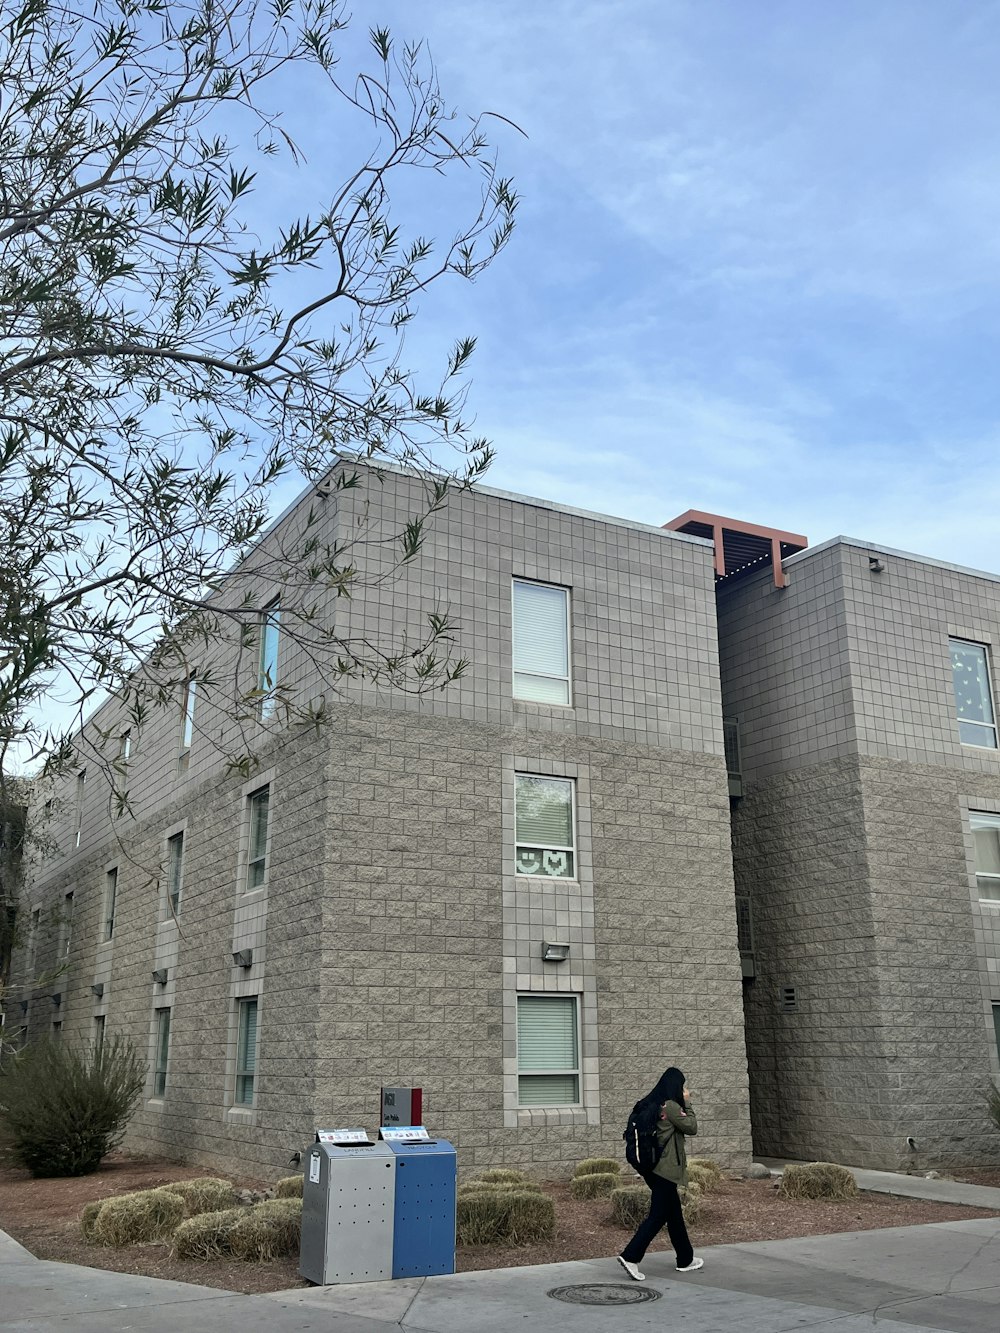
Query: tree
xmin=0 ymin=0 xmax=518 ymax=792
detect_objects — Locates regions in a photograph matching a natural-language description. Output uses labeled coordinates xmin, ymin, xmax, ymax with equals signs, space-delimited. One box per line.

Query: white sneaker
xmin=617 ymin=1255 xmax=645 ymax=1282
xmin=676 ymin=1257 xmax=704 ymax=1273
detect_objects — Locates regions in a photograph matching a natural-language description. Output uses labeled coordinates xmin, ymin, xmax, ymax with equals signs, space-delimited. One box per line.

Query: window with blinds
xmin=516 ymin=994 xmax=580 ymax=1106
xmin=236 ymin=997 xmax=259 ymax=1105
xmin=246 ymin=786 xmax=270 ymax=891
xmin=971 ymin=813 xmax=1000 ymax=901
xmin=515 ymin=775 xmax=575 ymax=878
xmin=153 ymin=1007 xmax=171 ymax=1097
xmin=512 ymin=579 xmax=570 ymax=705
xmin=950 ymin=639 xmax=998 ymax=748
xmin=103 ymin=868 xmax=118 ymax=942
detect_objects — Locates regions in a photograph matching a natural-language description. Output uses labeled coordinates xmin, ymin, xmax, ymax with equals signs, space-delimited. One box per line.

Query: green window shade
xmin=950 ymin=641 xmax=997 ymax=747
xmin=236 ymin=998 xmax=258 ymax=1105
xmin=517 ymin=995 xmax=579 ymax=1107
xmin=518 ymin=1073 xmax=580 ymax=1106
xmin=513 ymin=580 xmax=569 ymax=704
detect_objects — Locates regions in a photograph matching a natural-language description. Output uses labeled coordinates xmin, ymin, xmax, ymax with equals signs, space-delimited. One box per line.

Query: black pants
xmin=620 ymin=1174 xmax=694 ymax=1268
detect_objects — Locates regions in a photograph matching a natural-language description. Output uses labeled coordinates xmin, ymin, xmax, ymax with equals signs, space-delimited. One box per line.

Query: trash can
xmin=299 ymin=1134 xmax=396 ymax=1284
xmin=383 ymin=1135 xmax=457 ymax=1278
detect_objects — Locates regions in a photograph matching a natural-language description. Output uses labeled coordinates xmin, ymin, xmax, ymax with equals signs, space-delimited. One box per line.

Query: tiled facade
xmin=720 ymin=538 xmax=1000 ymax=1169
xmin=10 ymin=470 xmax=751 ymax=1179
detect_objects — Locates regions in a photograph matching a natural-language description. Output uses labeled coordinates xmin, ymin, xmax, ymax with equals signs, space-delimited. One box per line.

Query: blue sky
xmin=301 ymin=0 xmax=1000 ymax=570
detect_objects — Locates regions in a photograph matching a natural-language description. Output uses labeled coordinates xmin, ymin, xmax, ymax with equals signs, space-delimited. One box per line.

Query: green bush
xmin=610 ymin=1184 xmax=648 ymax=1229
xmin=778 ymin=1162 xmax=858 ymax=1201
xmin=172 ymin=1207 xmax=246 ymax=1261
xmin=92 ymin=1188 xmax=185 ymax=1246
xmin=80 ymin=1199 xmax=104 ymax=1240
xmin=573 ymin=1157 xmax=621 ymax=1179
xmin=570 ymin=1171 xmax=619 ymax=1200
xmin=688 ymin=1156 xmax=723 ymax=1184
xmin=163 ymin=1178 xmax=238 ymax=1216
xmin=475 ymin=1168 xmax=527 ymax=1185
xmin=228 ymin=1199 xmax=301 ymax=1261
xmin=457 ymin=1188 xmax=554 ymax=1246
xmin=0 ymin=1034 xmax=145 ymax=1176
xmin=274 ymin=1174 xmax=304 ymax=1199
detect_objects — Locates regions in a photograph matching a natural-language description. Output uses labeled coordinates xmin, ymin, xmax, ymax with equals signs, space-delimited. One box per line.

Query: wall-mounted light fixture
xmin=232 ymin=948 xmax=253 ymax=968
xmin=90 ymin=983 xmax=104 ymax=999
xmin=541 ymin=941 xmax=570 ymax=963
xmin=151 ymin=968 xmax=168 ymax=985
xmin=869 ymin=555 xmax=885 ymax=573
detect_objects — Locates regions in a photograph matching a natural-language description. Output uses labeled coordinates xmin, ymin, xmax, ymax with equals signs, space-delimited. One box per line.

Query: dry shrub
xmin=688 ymin=1157 xmax=723 ymax=1184
xmin=475 ymin=1168 xmax=527 ymax=1185
xmin=163 ymin=1177 xmax=237 ymax=1216
xmin=573 ymin=1157 xmax=620 ymax=1178
xmin=778 ymin=1162 xmax=858 ymax=1201
xmin=459 ymin=1178 xmax=542 ymax=1198
xmin=457 ymin=1189 xmax=554 ymax=1246
xmin=274 ymin=1175 xmax=304 ymax=1199
xmin=685 ymin=1163 xmax=716 ymax=1193
xmin=92 ymin=1187 xmax=185 ymax=1246
xmin=172 ymin=1207 xmax=245 ymax=1261
xmin=570 ymin=1171 xmax=619 ymax=1201
xmin=79 ymin=1199 xmax=103 ymax=1240
xmin=228 ymin=1199 xmax=301 ymax=1261
xmin=680 ymin=1180 xmax=702 ymax=1223
xmin=611 ymin=1184 xmax=649 ymax=1229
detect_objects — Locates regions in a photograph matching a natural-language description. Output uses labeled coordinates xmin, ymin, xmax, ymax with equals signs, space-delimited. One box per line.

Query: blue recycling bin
xmin=385 ymin=1137 xmax=457 ymax=1277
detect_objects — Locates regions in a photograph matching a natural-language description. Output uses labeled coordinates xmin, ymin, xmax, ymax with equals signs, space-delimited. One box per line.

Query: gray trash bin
xmin=299 ymin=1134 xmax=396 ymax=1284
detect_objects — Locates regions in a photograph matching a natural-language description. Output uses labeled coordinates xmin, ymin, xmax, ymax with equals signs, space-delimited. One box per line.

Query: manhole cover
xmin=547 ymin=1283 xmax=662 ymax=1306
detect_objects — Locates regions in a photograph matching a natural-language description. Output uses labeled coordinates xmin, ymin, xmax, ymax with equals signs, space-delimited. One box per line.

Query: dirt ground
xmin=0 ymin=1154 xmax=996 ymax=1296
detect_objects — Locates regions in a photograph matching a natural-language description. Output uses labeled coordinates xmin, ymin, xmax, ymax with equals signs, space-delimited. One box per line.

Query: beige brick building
xmin=9 ymin=470 xmax=752 ymax=1179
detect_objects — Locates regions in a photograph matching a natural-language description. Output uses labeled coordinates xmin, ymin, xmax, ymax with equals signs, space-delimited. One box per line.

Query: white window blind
xmin=236 ymin=998 xmax=259 ymax=1105
xmin=515 ymin=775 xmax=575 ymax=878
xmin=950 ymin=640 xmax=998 ymax=748
xmin=512 ymin=580 xmax=570 ymax=704
xmin=517 ymin=994 xmax=579 ymax=1106
xmin=972 ymin=813 xmax=1000 ymax=901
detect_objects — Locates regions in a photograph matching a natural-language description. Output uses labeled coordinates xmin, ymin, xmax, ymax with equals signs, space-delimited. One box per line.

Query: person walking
xmin=617 ymin=1066 xmax=704 ymax=1280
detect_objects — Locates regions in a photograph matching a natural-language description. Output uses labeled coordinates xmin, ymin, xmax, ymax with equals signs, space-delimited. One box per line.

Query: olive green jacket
xmin=652 ymin=1100 xmax=698 ymax=1185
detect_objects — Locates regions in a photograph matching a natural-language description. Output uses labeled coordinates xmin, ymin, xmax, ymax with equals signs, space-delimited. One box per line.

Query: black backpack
xmin=623 ymin=1099 xmax=664 ymax=1175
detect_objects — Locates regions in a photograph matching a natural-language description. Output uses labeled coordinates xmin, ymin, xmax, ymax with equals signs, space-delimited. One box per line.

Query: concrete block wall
xmin=10 ymin=469 xmax=752 ymax=1179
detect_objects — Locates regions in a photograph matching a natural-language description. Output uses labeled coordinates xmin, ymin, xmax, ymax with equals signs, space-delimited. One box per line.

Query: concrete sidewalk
xmin=757 ymin=1156 xmax=1000 ymax=1210
xmin=4 ymin=1214 xmax=1000 ymax=1332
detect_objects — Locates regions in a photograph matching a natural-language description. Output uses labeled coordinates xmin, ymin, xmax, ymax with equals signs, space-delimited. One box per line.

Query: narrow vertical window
xmin=74 ymin=770 xmax=86 ymax=847
xmin=971 ymin=813 xmax=1000 ymax=901
xmin=60 ymin=891 xmax=74 ymax=960
xmin=28 ymin=907 xmax=40 ymax=972
xmin=103 ymin=868 xmax=118 ymax=942
xmin=516 ymin=995 xmax=580 ymax=1106
xmin=515 ymin=775 xmax=576 ymax=878
xmin=512 ymin=579 xmax=570 ymax=705
xmin=993 ymin=1004 xmax=1000 ymax=1063
xmin=51 ymin=1019 xmax=62 ymax=1037
xmin=118 ymin=730 xmax=132 ymax=761
xmin=181 ymin=674 xmax=197 ymax=751
xmin=93 ymin=1014 xmax=106 ymax=1050
xmin=257 ymin=599 xmax=281 ymax=719
xmin=235 ymin=997 xmax=259 ymax=1105
xmin=950 ymin=639 xmax=998 ymax=748
xmin=153 ymin=1007 xmax=171 ymax=1097
xmin=166 ymin=832 xmax=184 ymax=916
xmin=246 ymin=786 xmax=270 ymax=890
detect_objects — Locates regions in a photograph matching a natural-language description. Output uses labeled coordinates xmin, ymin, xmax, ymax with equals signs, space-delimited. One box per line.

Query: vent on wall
xmin=780 ymin=986 xmax=798 ymax=1012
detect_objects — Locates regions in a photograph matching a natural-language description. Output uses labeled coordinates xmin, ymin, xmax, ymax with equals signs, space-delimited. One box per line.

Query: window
xmin=994 ymin=1004 xmax=1000 ymax=1062
xmin=27 ymin=908 xmax=40 ymax=972
xmin=515 ymin=775 xmax=575 ymax=878
xmin=512 ymin=579 xmax=570 ymax=705
xmin=950 ymin=640 xmax=998 ymax=748
xmin=93 ymin=1015 xmax=106 ymax=1050
xmin=246 ymin=786 xmax=270 ymax=890
xmin=971 ymin=813 xmax=1000 ymax=901
xmin=103 ymin=868 xmax=118 ymax=941
xmin=181 ymin=674 xmax=197 ymax=751
xmin=74 ymin=770 xmax=86 ymax=847
xmin=118 ymin=730 xmax=131 ymax=761
xmin=166 ymin=832 xmax=184 ymax=916
xmin=60 ymin=891 xmax=74 ymax=960
xmin=153 ymin=1007 xmax=171 ymax=1097
xmin=235 ymin=997 xmax=259 ymax=1105
xmin=257 ymin=599 xmax=281 ymax=719
xmin=516 ymin=995 xmax=579 ymax=1106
